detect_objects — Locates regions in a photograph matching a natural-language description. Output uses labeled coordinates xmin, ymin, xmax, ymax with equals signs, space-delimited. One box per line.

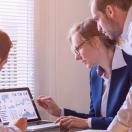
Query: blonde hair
xmin=68 ymin=18 xmax=116 ymax=48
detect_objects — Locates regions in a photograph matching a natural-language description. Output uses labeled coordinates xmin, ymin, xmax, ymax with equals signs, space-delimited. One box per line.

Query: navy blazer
xmin=64 ymin=51 xmax=132 ymax=130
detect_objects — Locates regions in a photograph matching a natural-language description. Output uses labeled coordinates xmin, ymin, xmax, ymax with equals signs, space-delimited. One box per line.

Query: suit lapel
xmin=93 ymin=76 xmax=104 ymax=116
xmin=106 ymin=67 xmax=126 ymax=115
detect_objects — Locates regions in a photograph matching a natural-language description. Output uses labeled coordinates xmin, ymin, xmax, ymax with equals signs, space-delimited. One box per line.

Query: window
xmin=0 ymin=0 xmax=35 ymax=94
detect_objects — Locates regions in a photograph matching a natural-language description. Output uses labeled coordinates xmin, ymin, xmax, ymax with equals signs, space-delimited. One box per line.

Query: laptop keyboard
xmin=27 ymin=122 xmax=59 ymax=131
xmin=28 ymin=120 xmax=52 ymax=126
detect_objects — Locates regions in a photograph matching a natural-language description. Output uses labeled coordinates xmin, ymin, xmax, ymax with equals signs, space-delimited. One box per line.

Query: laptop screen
xmin=0 ymin=88 xmax=41 ymax=125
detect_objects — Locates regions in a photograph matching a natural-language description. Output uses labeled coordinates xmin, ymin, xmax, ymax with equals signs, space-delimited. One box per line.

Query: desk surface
xmin=77 ymin=130 xmax=107 ymax=132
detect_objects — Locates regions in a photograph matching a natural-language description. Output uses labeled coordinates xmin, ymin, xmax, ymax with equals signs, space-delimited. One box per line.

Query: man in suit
xmin=90 ymin=0 xmax=132 ymax=54
xmin=37 ymin=19 xmax=132 ymax=130
xmin=91 ymin=0 xmax=132 ymax=131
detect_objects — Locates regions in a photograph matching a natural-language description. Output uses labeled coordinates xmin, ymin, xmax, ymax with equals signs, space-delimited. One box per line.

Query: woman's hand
xmin=56 ymin=116 xmax=89 ymax=129
xmin=15 ymin=118 xmax=27 ymax=132
xmin=37 ymin=96 xmax=61 ymax=117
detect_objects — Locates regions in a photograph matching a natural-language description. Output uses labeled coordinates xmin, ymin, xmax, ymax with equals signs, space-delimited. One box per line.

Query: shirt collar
xmin=96 ymin=47 xmax=127 ymax=77
xmin=112 ymin=46 xmax=127 ymax=70
xmin=121 ymin=6 xmax=132 ymax=39
xmin=96 ymin=65 xmax=104 ymax=77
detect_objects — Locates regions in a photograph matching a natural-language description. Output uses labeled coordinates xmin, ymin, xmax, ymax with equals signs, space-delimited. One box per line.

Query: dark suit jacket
xmin=64 ymin=51 xmax=132 ymax=130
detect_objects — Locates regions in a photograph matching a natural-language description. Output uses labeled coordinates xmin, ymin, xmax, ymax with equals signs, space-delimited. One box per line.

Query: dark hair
xmin=0 ymin=31 xmax=12 ymax=61
xmin=69 ymin=18 xmax=116 ymax=48
xmin=95 ymin=0 xmax=132 ymax=12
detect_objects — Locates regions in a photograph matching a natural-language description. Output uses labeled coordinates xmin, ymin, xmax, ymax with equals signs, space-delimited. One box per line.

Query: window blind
xmin=0 ymin=0 xmax=35 ymax=95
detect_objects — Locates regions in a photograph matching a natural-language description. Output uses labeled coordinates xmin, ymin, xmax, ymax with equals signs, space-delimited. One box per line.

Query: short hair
xmin=95 ymin=0 xmax=132 ymax=12
xmin=69 ymin=18 xmax=116 ymax=48
xmin=0 ymin=31 xmax=12 ymax=61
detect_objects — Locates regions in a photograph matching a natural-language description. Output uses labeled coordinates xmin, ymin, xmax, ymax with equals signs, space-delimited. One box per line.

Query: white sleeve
xmin=107 ymin=116 xmax=129 ymax=132
xmin=128 ymin=22 xmax=132 ymax=52
xmin=60 ymin=108 xmax=64 ymax=116
xmin=117 ymin=87 xmax=132 ymax=127
xmin=87 ymin=118 xmax=92 ymax=128
xmin=0 ymin=122 xmax=21 ymax=132
xmin=7 ymin=125 xmax=21 ymax=132
xmin=108 ymin=86 xmax=132 ymax=131
xmin=120 ymin=22 xmax=132 ymax=55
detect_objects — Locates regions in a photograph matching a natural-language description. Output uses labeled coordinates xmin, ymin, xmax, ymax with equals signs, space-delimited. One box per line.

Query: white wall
xmin=35 ymin=0 xmax=91 ymax=120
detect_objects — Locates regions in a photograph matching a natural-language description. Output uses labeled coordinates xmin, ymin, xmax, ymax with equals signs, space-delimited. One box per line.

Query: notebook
xmin=0 ymin=87 xmax=58 ymax=131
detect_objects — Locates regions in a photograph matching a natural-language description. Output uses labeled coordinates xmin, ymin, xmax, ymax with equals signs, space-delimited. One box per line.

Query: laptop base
xmin=27 ymin=121 xmax=59 ymax=131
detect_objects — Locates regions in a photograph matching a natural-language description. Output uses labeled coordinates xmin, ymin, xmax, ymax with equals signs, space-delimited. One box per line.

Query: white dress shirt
xmin=0 ymin=122 xmax=21 ymax=132
xmin=118 ymin=6 xmax=132 ymax=55
xmin=100 ymin=74 xmax=111 ymax=117
xmin=108 ymin=6 xmax=132 ymax=132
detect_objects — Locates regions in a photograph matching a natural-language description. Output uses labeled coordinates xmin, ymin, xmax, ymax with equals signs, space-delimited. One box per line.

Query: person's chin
xmin=86 ymin=64 xmax=92 ymax=68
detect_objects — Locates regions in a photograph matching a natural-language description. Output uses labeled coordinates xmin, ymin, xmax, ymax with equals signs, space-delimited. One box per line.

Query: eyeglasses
xmin=73 ymin=41 xmax=86 ymax=55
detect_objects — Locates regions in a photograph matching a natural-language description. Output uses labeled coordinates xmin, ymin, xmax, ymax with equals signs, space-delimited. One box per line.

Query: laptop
xmin=0 ymin=87 xmax=59 ymax=131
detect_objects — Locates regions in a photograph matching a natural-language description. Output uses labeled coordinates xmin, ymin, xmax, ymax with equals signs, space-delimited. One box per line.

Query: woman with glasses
xmin=37 ymin=18 xmax=132 ymax=130
xmin=0 ymin=30 xmax=27 ymax=132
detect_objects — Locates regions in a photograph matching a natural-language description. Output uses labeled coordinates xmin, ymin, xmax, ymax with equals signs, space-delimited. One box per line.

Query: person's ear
xmin=105 ymin=5 xmax=114 ymax=18
xmin=91 ymin=36 xmax=100 ymax=49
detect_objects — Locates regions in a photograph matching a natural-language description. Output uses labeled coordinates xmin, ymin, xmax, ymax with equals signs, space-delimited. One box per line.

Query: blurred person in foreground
xmin=0 ymin=30 xmax=27 ymax=132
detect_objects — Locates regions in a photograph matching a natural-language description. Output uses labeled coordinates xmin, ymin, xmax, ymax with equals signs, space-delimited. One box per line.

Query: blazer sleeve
xmin=91 ymin=117 xmax=113 ymax=129
xmin=64 ymin=69 xmax=96 ymax=119
xmin=64 ymin=108 xmax=88 ymax=118
xmin=64 ymin=100 xmax=95 ymax=119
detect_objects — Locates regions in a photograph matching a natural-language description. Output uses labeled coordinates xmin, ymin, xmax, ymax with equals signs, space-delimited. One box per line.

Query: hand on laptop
xmin=15 ymin=118 xmax=27 ymax=132
xmin=37 ymin=96 xmax=61 ymax=117
xmin=55 ymin=116 xmax=89 ymax=129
